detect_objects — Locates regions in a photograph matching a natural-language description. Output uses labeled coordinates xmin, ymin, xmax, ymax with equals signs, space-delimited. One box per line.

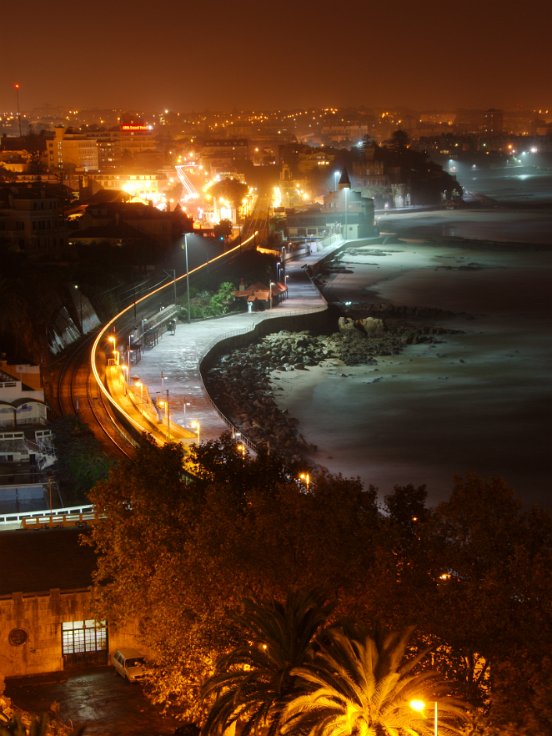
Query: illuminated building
xmin=45 ymin=127 xmax=99 ymax=172
xmin=84 ymin=172 xmax=168 ymax=207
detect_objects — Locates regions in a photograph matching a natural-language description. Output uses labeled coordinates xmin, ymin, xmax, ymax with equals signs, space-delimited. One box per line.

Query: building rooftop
xmin=0 ymin=528 xmax=96 ymax=596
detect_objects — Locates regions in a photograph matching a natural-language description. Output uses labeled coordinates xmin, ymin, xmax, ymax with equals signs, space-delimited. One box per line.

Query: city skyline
xmin=2 ymin=0 xmax=551 ymax=114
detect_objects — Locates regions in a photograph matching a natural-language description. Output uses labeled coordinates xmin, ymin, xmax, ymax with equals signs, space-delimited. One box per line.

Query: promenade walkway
xmin=0 ymin=238 xmax=346 ymax=530
xmin=129 ymin=238 xmax=345 ymax=447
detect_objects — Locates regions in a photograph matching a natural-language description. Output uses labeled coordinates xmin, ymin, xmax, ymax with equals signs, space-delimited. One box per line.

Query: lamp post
xmin=159 ymin=390 xmax=171 ymax=440
xmin=344 ymin=187 xmax=349 ymax=240
xmin=269 ymin=281 xmax=274 ymax=309
xmin=127 ymin=333 xmax=133 ymax=371
xmin=74 ymin=284 xmax=83 ymax=333
xmin=133 ymin=379 xmax=144 ymax=403
xmin=298 ymin=472 xmax=311 ymax=492
xmin=14 ymin=83 xmax=22 ymax=137
xmin=183 ymin=233 xmax=191 ymax=323
xmin=409 ymin=699 xmax=438 ymax=736
xmin=334 ymin=170 xmax=341 ymax=193
xmin=108 ymin=335 xmax=119 ymax=365
xmin=190 ymin=419 xmax=200 ymax=444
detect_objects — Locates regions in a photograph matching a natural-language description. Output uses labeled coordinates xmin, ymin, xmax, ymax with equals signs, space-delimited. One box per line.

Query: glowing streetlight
xmin=298 ymin=472 xmax=311 ymax=492
xmin=268 ymin=281 xmax=275 ymax=309
xmin=107 ymin=335 xmax=119 ymax=365
xmin=158 ymin=393 xmax=171 ymax=439
xmin=183 ymin=233 xmax=191 ymax=324
xmin=333 ymin=170 xmax=341 ymax=192
xmin=13 ymin=82 xmax=22 ymax=137
xmin=236 ymin=442 xmax=246 ymax=460
xmin=409 ymin=699 xmax=438 ymax=736
xmin=190 ymin=419 xmax=200 ymax=444
xmin=344 ymin=187 xmax=349 ymax=239
xmin=133 ymin=379 xmax=144 ymax=402
xmin=74 ymin=284 xmax=83 ymax=332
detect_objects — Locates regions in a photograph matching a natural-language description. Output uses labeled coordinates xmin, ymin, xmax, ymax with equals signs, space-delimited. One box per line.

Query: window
xmin=62 ymin=619 xmax=107 ymax=663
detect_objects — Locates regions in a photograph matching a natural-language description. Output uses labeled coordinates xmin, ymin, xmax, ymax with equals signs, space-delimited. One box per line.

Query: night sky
xmin=2 ymin=0 xmax=551 ymax=112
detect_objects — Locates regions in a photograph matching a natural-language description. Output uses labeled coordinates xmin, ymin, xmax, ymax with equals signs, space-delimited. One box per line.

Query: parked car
xmin=112 ymin=648 xmax=147 ymax=682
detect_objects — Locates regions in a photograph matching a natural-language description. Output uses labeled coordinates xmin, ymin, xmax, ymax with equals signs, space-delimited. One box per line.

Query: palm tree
xmin=200 ymin=589 xmax=334 ymax=736
xmin=282 ymin=626 xmax=467 ymax=736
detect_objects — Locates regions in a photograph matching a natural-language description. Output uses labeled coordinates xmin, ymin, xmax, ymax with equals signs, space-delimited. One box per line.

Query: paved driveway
xmin=6 ymin=667 xmax=179 ymax=736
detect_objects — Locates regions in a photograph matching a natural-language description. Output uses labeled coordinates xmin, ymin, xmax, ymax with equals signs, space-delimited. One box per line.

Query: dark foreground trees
xmin=86 ymin=436 xmax=552 ymax=733
xmin=201 ymin=589 xmax=334 ymax=736
xmin=202 ymin=594 xmax=467 ymax=736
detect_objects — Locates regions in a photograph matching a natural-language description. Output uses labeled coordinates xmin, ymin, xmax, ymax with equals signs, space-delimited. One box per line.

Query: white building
xmin=0 ymin=361 xmax=56 ymax=510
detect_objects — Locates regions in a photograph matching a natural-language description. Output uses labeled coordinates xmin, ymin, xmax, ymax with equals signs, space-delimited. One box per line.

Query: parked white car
xmin=112 ymin=648 xmax=147 ymax=681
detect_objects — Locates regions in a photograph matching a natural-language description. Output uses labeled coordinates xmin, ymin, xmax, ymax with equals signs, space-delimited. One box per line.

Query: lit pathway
xmin=132 ymin=239 xmax=345 ymax=446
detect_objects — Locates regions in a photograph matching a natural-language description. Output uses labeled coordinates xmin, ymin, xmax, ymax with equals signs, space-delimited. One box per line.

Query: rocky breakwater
xmin=204 ymin=317 xmax=461 ymax=466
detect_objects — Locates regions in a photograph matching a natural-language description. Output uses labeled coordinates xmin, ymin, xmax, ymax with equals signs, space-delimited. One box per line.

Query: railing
xmin=0 ymin=504 xmax=95 ymax=529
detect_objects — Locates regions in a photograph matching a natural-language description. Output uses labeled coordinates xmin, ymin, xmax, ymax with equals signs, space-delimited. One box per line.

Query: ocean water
xmin=275 ymin=167 xmax=552 ymax=508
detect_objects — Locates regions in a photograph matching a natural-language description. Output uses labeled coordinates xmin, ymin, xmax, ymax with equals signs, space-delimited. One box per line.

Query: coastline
xmin=271 ymin=212 xmax=552 ymax=508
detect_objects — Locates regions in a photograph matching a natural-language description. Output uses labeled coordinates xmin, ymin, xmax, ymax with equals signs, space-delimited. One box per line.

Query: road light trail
xmin=90 ymin=232 xmax=258 ymax=446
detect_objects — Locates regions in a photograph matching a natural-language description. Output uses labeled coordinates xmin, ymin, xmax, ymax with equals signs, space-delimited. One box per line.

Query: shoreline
xmin=273 ymin=225 xmax=552 ymax=507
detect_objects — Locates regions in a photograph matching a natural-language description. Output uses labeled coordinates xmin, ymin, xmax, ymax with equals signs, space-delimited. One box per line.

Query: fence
xmin=0 ymin=504 xmax=95 ymax=530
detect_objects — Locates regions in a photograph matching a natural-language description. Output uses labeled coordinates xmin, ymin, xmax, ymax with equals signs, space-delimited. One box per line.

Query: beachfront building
xmin=285 ymin=186 xmax=376 ymax=241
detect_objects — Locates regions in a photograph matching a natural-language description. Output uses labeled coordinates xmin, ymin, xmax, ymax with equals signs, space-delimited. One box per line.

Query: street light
xmin=132 ymin=378 xmax=144 ymax=403
xmin=74 ymin=284 xmax=83 ymax=333
xmin=108 ymin=335 xmax=119 ymax=366
xmin=158 ymin=390 xmax=171 ymax=439
xmin=127 ymin=332 xmax=134 ymax=371
xmin=298 ymin=472 xmax=311 ymax=492
xmin=183 ymin=233 xmax=191 ymax=324
xmin=409 ymin=699 xmax=438 ymax=736
xmin=344 ymin=187 xmax=349 ymax=240
xmin=269 ymin=281 xmax=274 ymax=309
xmin=333 ymin=170 xmax=341 ymax=192
xmin=190 ymin=419 xmax=200 ymax=444
xmin=13 ymin=83 xmax=22 ymax=137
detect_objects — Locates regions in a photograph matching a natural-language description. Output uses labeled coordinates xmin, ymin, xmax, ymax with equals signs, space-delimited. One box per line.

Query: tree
xmin=86 ymin=441 xmax=549 ymax=731
xmin=214 ymin=219 xmax=234 ymax=241
xmin=201 ymin=589 xmax=334 ymax=736
xmin=208 ymin=282 xmax=237 ymax=316
xmin=421 ymin=476 xmax=552 ymax=731
xmin=387 ymin=129 xmax=411 ymax=151
xmin=209 ymin=178 xmax=247 ymax=213
xmin=85 ymin=438 xmax=378 ymax=719
xmin=283 ymin=626 xmax=467 ymax=736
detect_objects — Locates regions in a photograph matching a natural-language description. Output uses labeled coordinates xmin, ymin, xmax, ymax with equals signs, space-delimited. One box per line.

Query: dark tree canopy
xmin=86 ymin=438 xmax=552 ymax=732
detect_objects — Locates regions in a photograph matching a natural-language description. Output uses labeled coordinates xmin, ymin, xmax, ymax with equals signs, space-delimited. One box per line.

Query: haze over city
xmin=2 ymin=0 xmax=551 ymax=112
xmin=1 ymin=1 xmax=552 ymax=733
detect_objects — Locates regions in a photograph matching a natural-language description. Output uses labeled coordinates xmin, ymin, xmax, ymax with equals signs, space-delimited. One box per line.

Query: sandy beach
xmin=271 ymin=211 xmax=552 ymax=508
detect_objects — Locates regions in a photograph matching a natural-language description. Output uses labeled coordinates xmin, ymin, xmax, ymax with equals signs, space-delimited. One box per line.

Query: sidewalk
xmin=129 ymin=240 xmax=345 ymax=446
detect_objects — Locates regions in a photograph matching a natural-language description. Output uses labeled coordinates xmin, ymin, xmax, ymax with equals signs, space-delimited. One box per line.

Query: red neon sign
xmin=120 ymin=124 xmax=149 ymax=131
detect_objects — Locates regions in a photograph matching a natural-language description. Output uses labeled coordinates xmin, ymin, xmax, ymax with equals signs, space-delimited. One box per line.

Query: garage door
xmin=62 ymin=619 xmax=107 ymax=666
